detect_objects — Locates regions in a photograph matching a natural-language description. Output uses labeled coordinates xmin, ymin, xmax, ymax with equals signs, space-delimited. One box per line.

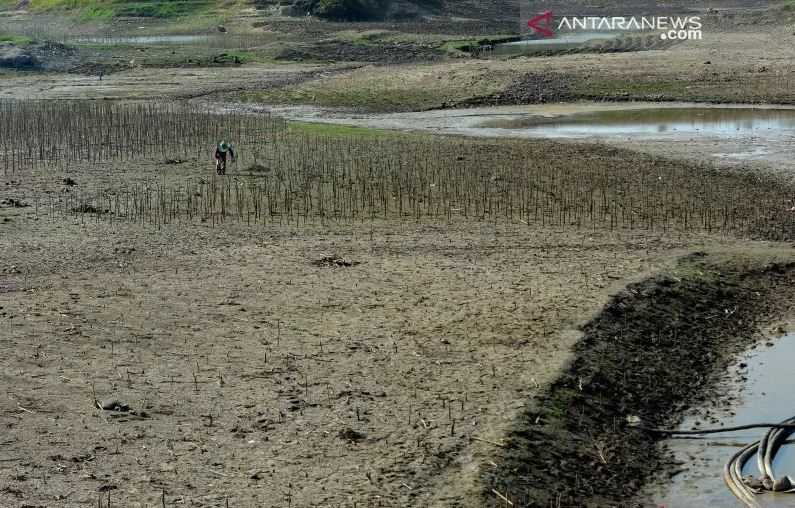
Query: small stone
xmin=743 ymin=475 xmax=764 ymax=489
xmin=625 ymin=415 xmax=642 ymax=426
xmin=763 ymin=475 xmax=775 ymax=490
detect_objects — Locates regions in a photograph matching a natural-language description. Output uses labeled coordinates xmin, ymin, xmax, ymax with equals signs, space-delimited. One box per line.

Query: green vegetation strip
xmin=0 ymin=34 xmax=33 ymax=44
xmin=17 ymin=0 xmax=214 ymax=18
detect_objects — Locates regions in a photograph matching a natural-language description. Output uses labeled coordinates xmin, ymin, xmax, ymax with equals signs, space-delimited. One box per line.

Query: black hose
xmin=723 ymin=440 xmax=761 ymax=508
xmin=640 ymin=423 xmax=795 ymax=435
xmin=645 ymin=417 xmax=795 ymax=505
xmin=636 ymin=417 xmax=795 ymax=505
xmin=759 ymin=416 xmax=795 ymax=491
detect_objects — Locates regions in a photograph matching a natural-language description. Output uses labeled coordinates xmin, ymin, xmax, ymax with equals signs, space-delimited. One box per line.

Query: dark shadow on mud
xmin=482 ymin=252 xmax=795 ymax=507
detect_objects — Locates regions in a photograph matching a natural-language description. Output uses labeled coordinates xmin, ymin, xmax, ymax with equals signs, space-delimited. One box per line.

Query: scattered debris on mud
xmin=312 ymin=255 xmax=360 ymax=267
xmin=338 ymin=428 xmax=367 ymax=443
xmin=71 ymin=203 xmax=106 ymax=214
xmin=276 ymin=40 xmax=443 ymax=64
xmin=0 ymin=198 xmax=29 ymax=208
xmin=99 ymin=398 xmax=130 ymax=412
xmin=246 ymin=163 xmax=270 ymax=172
xmin=212 ymin=52 xmax=243 ymax=65
xmin=0 ymin=280 xmax=20 ymax=293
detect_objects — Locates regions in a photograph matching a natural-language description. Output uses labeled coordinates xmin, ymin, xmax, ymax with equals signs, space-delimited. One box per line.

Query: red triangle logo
xmin=528 ymin=11 xmax=555 ymax=37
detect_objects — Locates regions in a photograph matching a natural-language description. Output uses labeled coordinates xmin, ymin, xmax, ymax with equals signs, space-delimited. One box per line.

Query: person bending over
xmin=214 ymin=141 xmax=235 ymax=175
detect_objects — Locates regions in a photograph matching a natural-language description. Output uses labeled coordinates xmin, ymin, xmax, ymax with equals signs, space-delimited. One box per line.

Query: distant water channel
xmin=482 ymin=108 xmax=795 ymax=138
xmin=74 ymin=35 xmax=209 ymax=45
xmin=493 ymin=31 xmax=621 ymax=54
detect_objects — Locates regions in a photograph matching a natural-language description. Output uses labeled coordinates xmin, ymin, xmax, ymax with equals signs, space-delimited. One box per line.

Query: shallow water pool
xmin=74 ymin=35 xmax=209 ymax=45
xmin=483 ymin=108 xmax=795 ymax=139
xmin=501 ymin=31 xmax=619 ymax=46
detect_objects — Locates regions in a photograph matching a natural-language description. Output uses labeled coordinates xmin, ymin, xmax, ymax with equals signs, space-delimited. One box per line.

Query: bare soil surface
xmin=242 ymin=23 xmax=795 ymax=111
xmin=4 ymin=137 xmax=785 ymax=506
xmin=2 ymin=5 xmax=795 ymax=506
xmin=4 ymin=15 xmax=792 ymax=109
xmin=1 ymin=209 xmax=700 ymax=507
xmin=0 ymin=62 xmax=353 ymax=100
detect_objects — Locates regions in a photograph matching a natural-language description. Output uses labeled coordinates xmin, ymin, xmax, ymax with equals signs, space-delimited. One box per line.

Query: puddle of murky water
xmin=502 ymin=31 xmax=619 ymax=46
xmin=649 ymin=334 xmax=795 ymax=508
xmin=484 ymin=108 xmax=795 ymax=138
xmin=74 ymin=35 xmax=209 ymax=45
xmin=269 ymin=102 xmax=795 ymax=172
xmin=494 ymin=31 xmax=620 ymax=54
xmin=712 ymin=148 xmax=772 ymax=160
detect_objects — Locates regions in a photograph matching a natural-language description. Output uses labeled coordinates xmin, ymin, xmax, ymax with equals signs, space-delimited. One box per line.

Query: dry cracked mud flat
xmin=1 ymin=207 xmax=703 ymax=507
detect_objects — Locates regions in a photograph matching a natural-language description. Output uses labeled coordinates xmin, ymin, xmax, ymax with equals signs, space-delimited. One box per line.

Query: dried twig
xmin=491 ymin=488 xmax=513 ymax=506
xmin=471 ymin=436 xmax=506 ymax=448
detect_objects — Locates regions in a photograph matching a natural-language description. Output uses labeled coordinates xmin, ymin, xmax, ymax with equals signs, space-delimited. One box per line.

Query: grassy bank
xmin=0 ymin=34 xmax=33 ymax=44
xmin=0 ymin=0 xmax=219 ymax=18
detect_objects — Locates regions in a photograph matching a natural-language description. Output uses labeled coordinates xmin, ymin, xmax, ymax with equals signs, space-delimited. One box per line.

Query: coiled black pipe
xmin=641 ymin=418 xmax=795 ymax=506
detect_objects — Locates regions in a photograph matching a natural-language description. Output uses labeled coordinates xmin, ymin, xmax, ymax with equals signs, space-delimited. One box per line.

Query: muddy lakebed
xmin=270 ymin=102 xmax=795 ymax=175
xmin=645 ymin=333 xmax=795 ymax=508
xmin=257 ymin=101 xmax=795 ymax=506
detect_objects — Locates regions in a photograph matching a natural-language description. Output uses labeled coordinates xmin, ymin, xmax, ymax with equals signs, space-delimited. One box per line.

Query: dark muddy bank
xmin=275 ymin=40 xmax=444 ymax=64
xmin=483 ymin=251 xmax=795 ymax=507
xmin=0 ymin=41 xmax=77 ymax=71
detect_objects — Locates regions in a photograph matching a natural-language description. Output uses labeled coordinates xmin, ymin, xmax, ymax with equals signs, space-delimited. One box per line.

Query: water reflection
xmin=484 ymin=108 xmax=795 ymax=138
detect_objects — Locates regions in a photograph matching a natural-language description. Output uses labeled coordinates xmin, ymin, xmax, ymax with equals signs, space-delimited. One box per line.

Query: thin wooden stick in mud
xmin=471 ymin=436 xmax=506 ymax=448
xmin=491 ymin=488 xmax=514 ymax=506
